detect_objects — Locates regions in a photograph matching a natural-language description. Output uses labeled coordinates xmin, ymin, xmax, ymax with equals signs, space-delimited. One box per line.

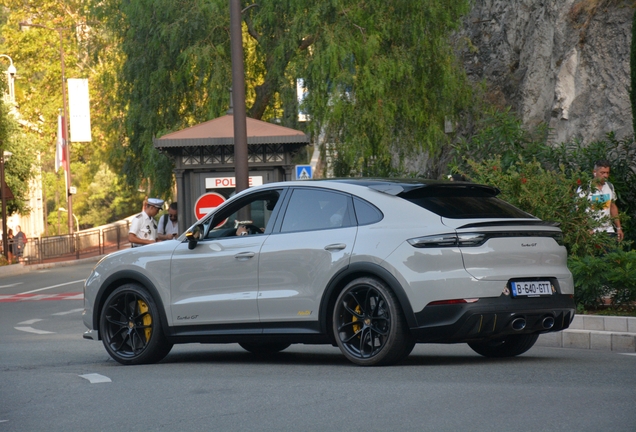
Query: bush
xmin=569 ymin=251 xmax=636 ymax=311
xmin=448 ymin=109 xmax=636 ymax=312
xmin=542 ymin=135 xmax=636 ymax=246
xmin=461 ymin=156 xmax=618 ymax=257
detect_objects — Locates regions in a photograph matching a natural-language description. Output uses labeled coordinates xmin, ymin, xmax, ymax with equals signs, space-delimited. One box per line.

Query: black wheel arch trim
xmin=318 ymin=262 xmax=417 ymax=334
xmin=93 ymin=270 xmax=170 ymax=337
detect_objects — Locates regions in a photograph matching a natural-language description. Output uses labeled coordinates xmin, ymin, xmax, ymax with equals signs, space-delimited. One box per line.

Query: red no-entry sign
xmin=194 ymin=192 xmax=226 ymax=220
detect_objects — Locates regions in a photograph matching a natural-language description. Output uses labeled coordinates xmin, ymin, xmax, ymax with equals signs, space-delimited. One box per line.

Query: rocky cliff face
xmin=458 ymin=0 xmax=633 ymax=144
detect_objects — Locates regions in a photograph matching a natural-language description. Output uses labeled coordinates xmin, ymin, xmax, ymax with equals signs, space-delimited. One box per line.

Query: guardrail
xmin=20 ymin=220 xmax=131 ymax=265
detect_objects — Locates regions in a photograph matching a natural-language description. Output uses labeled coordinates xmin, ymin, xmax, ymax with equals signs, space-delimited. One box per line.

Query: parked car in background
xmin=83 ymin=179 xmax=575 ymax=366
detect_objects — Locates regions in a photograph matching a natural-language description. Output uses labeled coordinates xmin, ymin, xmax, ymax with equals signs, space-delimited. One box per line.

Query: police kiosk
xmin=153 ymin=114 xmax=309 ymax=232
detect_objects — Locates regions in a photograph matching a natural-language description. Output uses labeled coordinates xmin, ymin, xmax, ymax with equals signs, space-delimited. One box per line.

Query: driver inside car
xmin=235 ymin=220 xmax=264 ymax=236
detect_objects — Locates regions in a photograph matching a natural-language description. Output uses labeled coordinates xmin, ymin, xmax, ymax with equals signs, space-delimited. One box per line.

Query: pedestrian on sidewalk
xmin=577 ymin=160 xmax=624 ymax=242
xmin=13 ymin=225 xmax=26 ymax=263
xmin=157 ymin=202 xmax=179 ymax=241
xmin=128 ymin=198 xmax=164 ymax=247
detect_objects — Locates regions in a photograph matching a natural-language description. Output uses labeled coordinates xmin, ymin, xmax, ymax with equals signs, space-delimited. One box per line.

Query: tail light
xmin=408 ymin=233 xmax=486 ymax=248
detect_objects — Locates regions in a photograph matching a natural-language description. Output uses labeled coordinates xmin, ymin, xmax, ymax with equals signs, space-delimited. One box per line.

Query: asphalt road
xmin=1 ymin=262 xmax=635 ymax=431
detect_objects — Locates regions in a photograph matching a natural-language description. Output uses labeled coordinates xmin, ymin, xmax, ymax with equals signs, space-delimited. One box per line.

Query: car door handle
xmin=324 ymin=243 xmax=346 ymax=251
xmin=235 ymin=252 xmax=256 ymax=260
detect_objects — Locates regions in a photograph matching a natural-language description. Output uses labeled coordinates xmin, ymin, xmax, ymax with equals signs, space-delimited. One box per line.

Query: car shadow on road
xmin=156 ymin=346 xmax=563 ymax=368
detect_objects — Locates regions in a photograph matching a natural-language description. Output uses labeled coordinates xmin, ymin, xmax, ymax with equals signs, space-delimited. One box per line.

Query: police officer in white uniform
xmin=129 ymin=198 xmax=164 ymax=247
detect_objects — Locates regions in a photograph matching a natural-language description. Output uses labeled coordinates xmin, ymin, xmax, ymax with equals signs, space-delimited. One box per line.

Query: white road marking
xmin=80 ymin=373 xmax=112 ymax=384
xmin=0 ymin=283 xmax=22 ymax=289
xmin=14 ymin=326 xmax=55 ymax=335
xmin=52 ymin=308 xmax=84 ymax=316
xmin=618 ymin=353 xmax=636 ymax=357
xmin=17 ymin=319 xmax=43 ymax=325
xmin=20 ymin=279 xmax=85 ymax=295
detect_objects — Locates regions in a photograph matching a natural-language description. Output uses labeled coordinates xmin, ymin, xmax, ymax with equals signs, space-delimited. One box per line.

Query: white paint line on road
xmin=20 ymin=279 xmax=85 ymax=295
xmin=52 ymin=308 xmax=84 ymax=316
xmin=618 ymin=353 xmax=636 ymax=357
xmin=14 ymin=326 xmax=55 ymax=335
xmin=80 ymin=373 xmax=112 ymax=384
xmin=17 ymin=319 xmax=43 ymax=325
xmin=0 ymin=283 xmax=23 ymax=289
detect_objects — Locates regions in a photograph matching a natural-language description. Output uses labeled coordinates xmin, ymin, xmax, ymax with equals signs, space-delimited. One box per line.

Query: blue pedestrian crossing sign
xmin=295 ymin=165 xmax=313 ymax=180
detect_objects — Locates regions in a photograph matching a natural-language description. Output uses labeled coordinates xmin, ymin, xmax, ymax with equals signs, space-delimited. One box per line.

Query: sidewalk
xmin=537 ymin=315 xmax=636 ymax=352
xmin=0 ymin=255 xmax=104 ymax=278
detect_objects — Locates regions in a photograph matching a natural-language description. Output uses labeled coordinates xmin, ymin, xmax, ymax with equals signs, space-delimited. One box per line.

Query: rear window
xmin=400 ymin=186 xmax=533 ymax=219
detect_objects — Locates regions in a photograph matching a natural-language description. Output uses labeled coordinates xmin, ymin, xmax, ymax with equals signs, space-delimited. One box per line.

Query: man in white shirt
xmin=157 ymin=202 xmax=179 ymax=241
xmin=578 ymin=160 xmax=623 ymax=241
xmin=129 ymin=198 xmax=164 ymax=247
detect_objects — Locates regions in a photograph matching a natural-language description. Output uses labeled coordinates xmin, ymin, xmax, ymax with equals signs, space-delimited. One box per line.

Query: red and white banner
xmin=55 ymin=115 xmax=68 ymax=173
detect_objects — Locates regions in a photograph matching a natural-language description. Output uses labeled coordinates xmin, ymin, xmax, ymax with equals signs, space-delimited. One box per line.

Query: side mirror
xmin=185 ymin=225 xmax=202 ymax=250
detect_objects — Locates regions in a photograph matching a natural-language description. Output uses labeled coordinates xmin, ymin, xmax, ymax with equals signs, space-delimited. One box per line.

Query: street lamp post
xmin=1 ymin=151 xmax=13 ymax=260
xmin=19 ymin=22 xmax=74 ymax=235
xmin=0 ymin=54 xmax=16 ymax=104
xmin=229 ymin=0 xmax=249 ymax=195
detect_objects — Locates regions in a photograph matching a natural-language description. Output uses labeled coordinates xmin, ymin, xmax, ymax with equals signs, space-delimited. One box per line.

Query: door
xmin=170 ymin=188 xmax=284 ymax=326
xmin=258 ymin=188 xmax=357 ymax=324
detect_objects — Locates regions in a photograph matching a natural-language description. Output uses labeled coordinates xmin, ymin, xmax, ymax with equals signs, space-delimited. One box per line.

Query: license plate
xmin=510 ymin=281 xmax=552 ymax=297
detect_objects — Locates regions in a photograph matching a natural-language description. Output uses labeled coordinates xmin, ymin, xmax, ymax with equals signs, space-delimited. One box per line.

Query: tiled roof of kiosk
xmin=153 ymin=114 xmax=309 ymax=147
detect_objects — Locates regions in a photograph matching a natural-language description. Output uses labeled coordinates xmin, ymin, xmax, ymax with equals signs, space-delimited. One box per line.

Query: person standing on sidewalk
xmin=13 ymin=225 xmax=26 ymax=262
xmin=157 ymin=202 xmax=179 ymax=241
xmin=128 ymin=198 xmax=164 ymax=247
xmin=578 ymin=160 xmax=624 ymax=241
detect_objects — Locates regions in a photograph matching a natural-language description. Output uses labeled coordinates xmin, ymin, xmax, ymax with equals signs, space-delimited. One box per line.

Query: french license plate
xmin=511 ymin=281 xmax=552 ymax=297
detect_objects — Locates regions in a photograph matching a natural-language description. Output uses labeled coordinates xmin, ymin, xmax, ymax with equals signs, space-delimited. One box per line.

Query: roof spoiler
xmin=369 ymin=183 xmax=499 ymax=197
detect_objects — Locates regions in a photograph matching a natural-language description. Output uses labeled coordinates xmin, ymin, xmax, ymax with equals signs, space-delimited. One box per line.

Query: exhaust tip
xmin=511 ymin=317 xmax=527 ymax=331
xmin=542 ymin=316 xmax=555 ymax=330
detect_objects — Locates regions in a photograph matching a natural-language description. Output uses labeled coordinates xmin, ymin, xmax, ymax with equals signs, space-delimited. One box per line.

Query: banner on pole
xmin=55 ymin=115 xmax=67 ymax=173
xmin=67 ymin=78 xmax=92 ymax=142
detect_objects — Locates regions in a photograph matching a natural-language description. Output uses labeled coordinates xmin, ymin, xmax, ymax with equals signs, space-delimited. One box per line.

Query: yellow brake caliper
xmin=137 ymin=300 xmax=152 ymax=342
xmin=352 ymin=305 xmax=362 ymax=336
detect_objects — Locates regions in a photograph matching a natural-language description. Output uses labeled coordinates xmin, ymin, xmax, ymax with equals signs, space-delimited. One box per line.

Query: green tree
xmin=97 ymin=0 xmax=472 ymax=196
xmin=298 ymin=1 xmax=472 ymax=177
xmin=0 ymin=0 xmax=142 ymax=229
xmin=0 ymin=97 xmax=39 ymax=216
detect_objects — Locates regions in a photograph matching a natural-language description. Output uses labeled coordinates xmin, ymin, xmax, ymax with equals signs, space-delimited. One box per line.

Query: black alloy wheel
xmin=100 ymin=284 xmax=173 ymax=365
xmin=333 ymin=277 xmax=414 ymax=366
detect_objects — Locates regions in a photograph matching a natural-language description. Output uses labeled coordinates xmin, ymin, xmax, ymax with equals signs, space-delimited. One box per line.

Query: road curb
xmin=537 ymin=315 xmax=636 ymax=352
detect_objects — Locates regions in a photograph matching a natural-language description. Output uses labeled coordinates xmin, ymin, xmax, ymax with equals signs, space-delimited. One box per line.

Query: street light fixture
xmin=0 ymin=54 xmax=16 ymax=104
xmin=19 ymin=21 xmax=74 ymax=235
xmin=1 ymin=151 xmax=13 ymax=260
xmin=58 ymin=207 xmax=79 ymax=233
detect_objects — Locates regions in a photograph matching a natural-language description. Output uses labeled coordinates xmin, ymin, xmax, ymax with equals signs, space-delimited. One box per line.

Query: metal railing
xmin=21 ymin=220 xmax=131 ymax=265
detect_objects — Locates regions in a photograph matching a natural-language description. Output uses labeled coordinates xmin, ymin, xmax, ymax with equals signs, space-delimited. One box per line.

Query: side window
xmin=281 ymin=189 xmax=352 ymax=233
xmin=353 ymin=198 xmax=383 ymax=225
xmin=204 ymin=189 xmax=283 ymax=239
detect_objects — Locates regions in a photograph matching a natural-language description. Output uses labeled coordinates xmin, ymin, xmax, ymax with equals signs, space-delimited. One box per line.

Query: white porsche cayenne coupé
xmin=83 ymin=179 xmax=575 ymax=366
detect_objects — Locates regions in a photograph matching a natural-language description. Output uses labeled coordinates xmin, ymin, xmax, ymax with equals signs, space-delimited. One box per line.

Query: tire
xmin=332 ymin=277 xmax=414 ymax=366
xmin=100 ymin=284 xmax=173 ymax=365
xmin=468 ymin=333 xmax=539 ymax=358
xmin=239 ymin=341 xmax=291 ymax=355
